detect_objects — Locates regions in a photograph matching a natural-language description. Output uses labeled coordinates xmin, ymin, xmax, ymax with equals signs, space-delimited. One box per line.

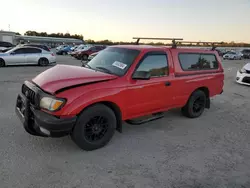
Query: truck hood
xmin=32 ymin=64 xmax=118 ymax=94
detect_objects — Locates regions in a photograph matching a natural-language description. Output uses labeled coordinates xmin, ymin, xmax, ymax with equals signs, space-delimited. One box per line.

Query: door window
xmin=22 ymin=48 xmax=42 ymax=54
xmin=13 ymin=48 xmax=25 ymax=54
xmin=135 ymin=54 xmax=169 ymax=77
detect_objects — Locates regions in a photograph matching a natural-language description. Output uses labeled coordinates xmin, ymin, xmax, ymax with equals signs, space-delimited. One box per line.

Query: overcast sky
xmin=1 ymin=0 xmax=250 ymax=42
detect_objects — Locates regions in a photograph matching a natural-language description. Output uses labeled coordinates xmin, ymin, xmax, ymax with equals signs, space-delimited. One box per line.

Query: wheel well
xmin=197 ymin=87 xmax=209 ymax=98
xmin=0 ymin=58 xmax=5 ymax=64
xmin=77 ymin=101 xmax=123 ymax=133
xmin=101 ymin=102 xmax=123 ymax=133
xmin=194 ymin=87 xmax=210 ymax=108
xmin=39 ymin=57 xmax=48 ymax=61
xmin=82 ymin=54 xmax=88 ymax=58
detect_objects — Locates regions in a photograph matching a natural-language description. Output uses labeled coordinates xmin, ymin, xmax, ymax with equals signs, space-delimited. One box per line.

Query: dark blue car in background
xmin=56 ymin=46 xmax=72 ymax=55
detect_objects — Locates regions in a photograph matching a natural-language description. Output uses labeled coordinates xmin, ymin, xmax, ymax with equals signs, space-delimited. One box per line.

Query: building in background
xmin=0 ymin=31 xmax=84 ymax=47
xmin=0 ymin=31 xmax=16 ymax=44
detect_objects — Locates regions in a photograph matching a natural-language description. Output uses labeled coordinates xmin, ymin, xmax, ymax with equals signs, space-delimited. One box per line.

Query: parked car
xmin=22 ymin=44 xmax=51 ymax=51
xmin=56 ymin=45 xmax=68 ymax=51
xmin=69 ymin=47 xmax=87 ymax=57
xmin=236 ymin=62 xmax=250 ymax=86
xmin=75 ymin=45 xmax=106 ymax=60
xmin=223 ymin=51 xmax=243 ymax=60
xmin=69 ymin=44 xmax=93 ymax=56
xmin=0 ymin=47 xmax=14 ymax=53
xmin=15 ymin=42 xmax=224 ymax=151
xmin=0 ymin=41 xmax=15 ymax=51
xmin=81 ymin=51 xmax=100 ymax=66
xmin=87 ymin=51 xmax=99 ymax=61
xmin=241 ymin=49 xmax=250 ymax=59
xmin=0 ymin=46 xmax=56 ymax=67
xmin=56 ymin=46 xmax=72 ymax=55
xmin=70 ymin=45 xmax=78 ymax=51
xmin=221 ymin=50 xmax=230 ymax=56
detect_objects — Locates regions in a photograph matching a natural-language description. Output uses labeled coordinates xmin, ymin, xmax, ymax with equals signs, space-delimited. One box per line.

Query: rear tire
xmin=63 ymin=51 xmax=67 ymax=55
xmin=71 ymin=104 xmax=116 ymax=151
xmin=0 ymin=58 xmax=5 ymax=67
xmin=38 ymin=58 xmax=49 ymax=66
xmin=181 ymin=90 xmax=206 ymax=118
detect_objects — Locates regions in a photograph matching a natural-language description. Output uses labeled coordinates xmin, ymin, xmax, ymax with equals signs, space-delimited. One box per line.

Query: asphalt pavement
xmin=0 ymin=55 xmax=250 ymax=188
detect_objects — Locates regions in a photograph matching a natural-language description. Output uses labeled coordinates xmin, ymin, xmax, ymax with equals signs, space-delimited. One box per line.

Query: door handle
xmin=165 ymin=81 xmax=171 ymax=86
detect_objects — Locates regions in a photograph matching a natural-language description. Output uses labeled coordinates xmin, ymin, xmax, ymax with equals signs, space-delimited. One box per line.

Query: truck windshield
xmin=86 ymin=47 xmax=140 ymax=76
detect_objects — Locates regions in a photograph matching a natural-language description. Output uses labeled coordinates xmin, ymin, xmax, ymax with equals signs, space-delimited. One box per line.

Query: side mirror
xmin=10 ymin=52 xmax=15 ymax=55
xmin=132 ymin=71 xmax=151 ymax=80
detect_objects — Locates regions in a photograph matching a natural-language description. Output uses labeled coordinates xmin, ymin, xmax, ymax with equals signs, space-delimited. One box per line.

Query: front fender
xmin=54 ymin=87 xmax=127 ymax=117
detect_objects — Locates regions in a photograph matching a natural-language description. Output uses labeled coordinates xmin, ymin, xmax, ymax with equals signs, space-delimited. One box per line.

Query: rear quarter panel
xmin=170 ymin=48 xmax=224 ymax=106
xmin=42 ymin=52 xmax=55 ymax=63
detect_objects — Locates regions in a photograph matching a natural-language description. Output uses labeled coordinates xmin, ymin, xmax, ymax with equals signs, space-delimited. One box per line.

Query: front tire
xmin=0 ymin=58 xmax=5 ymax=67
xmin=71 ymin=104 xmax=116 ymax=151
xmin=181 ymin=90 xmax=206 ymax=118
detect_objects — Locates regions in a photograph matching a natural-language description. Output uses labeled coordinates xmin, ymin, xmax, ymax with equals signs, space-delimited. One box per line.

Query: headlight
xmin=40 ymin=97 xmax=65 ymax=111
xmin=239 ymin=68 xmax=246 ymax=73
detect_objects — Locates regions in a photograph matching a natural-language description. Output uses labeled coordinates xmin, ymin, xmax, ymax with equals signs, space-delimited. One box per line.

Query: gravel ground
xmin=0 ymin=55 xmax=250 ymax=188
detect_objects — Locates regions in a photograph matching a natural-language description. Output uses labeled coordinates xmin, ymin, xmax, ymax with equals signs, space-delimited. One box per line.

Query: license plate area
xmin=16 ymin=94 xmax=33 ymax=125
xmin=16 ymin=94 xmax=26 ymax=117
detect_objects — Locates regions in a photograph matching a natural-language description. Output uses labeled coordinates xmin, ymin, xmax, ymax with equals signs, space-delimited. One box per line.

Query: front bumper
xmin=236 ymin=71 xmax=250 ymax=86
xmin=15 ymin=82 xmax=77 ymax=137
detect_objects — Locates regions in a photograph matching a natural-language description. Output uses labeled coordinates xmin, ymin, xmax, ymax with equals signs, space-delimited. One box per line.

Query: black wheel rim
xmin=193 ymin=97 xmax=205 ymax=113
xmin=84 ymin=116 xmax=109 ymax=142
xmin=40 ymin=59 xmax=47 ymax=66
xmin=0 ymin=61 xmax=4 ymax=66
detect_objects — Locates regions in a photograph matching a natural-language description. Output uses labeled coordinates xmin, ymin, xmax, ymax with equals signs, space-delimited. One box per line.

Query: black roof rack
xmin=177 ymin=41 xmax=223 ymax=50
xmin=133 ymin=37 xmax=222 ymax=50
xmin=133 ymin=37 xmax=183 ymax=48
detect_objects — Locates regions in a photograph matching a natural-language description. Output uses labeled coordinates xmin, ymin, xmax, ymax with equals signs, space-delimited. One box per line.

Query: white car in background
xmin=70 ymin=45 xmax=79 ymax=51
xmin=68 ymin=44 xmax=92 ymax=56
xmin=223 ymin=51 xmax=243 ymax=60
xmin=236 ymin=62 xmax=250 ymax=86
xmin=0 ymin=46 xmax=56 ymax=67
xmin=56 ymin=45 xmax=67 ymax=51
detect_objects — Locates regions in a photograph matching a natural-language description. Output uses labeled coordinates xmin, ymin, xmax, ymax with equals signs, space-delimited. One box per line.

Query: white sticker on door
xmin=112 ymin=61 xmax=127 ymax=69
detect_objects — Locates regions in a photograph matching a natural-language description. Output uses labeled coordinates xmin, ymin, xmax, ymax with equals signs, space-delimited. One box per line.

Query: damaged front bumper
xmin=15 ymin=81 xmax=77 ymax=137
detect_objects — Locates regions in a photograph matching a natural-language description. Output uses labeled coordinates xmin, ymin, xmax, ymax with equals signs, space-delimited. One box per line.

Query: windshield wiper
xmin=95 ymin=67 xmax=113 ymax=74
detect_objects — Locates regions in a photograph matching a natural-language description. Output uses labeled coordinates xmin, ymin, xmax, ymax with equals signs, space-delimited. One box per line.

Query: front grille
xmin=242 ymin=77 xmax=250 ymax=84
xmin=22 ymin=84 xmax=36 ymax=105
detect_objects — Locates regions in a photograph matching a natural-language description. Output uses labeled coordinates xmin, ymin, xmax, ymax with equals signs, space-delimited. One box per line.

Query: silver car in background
xmin=0 ymin=46 xmax=56 ymax=67
xmin=223 ymin=51 xmax=243 ymax=60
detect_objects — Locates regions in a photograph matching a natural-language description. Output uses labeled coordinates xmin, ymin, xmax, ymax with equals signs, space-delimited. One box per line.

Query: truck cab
xmin=15 ymin=37 xmax=224 ymax=151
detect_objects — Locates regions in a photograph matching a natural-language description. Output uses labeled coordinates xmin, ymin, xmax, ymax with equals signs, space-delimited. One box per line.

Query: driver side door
xmin=125 ymin=51 xmax=174 ymax=118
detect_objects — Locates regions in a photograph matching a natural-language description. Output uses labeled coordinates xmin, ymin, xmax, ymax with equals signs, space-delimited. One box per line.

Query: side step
xmin=125 ymin=112 xmax=164 ymax=125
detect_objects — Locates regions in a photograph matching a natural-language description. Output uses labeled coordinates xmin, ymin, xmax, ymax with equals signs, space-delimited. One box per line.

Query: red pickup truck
xmin=15 ymin=37 xmax=224 ymax=151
